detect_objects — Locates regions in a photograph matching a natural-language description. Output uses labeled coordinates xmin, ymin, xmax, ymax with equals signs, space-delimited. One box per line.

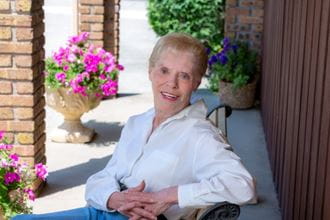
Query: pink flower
xmin=101 ymin=80 xmax=118 ymax=96
xmin=0 ymin=130 xmax=4 ymax=140
xmin=4 ymin=172 xmax=20 ymax=185
xmin=117 ymin=64 xmax=124 ymax=71
xmin=68 ymin=32 xmax=90 ymax=45
xmin=63 ymin=65 xmax=69 ymax=72
xmin=0 ymin=144 xmax=13 ymax=150
xmin=104 ymin=64 xmax=115 ymax=73
xmin=84 ymin=52 xmax=101 ymax=73
xmin=9 ymin=153 xmax=19 ymax=161
xmin=35 ymin=163 xmax=48 ymax=180
xmin=24 ymin=188 xmax=36 ymax=201
xmin=55 ymin=72 xmax=66 ymax=83
xmin=99 ymin=74 xmax=106 ymax=80
xmin=1 ymin=158 xmax=8 ymax=167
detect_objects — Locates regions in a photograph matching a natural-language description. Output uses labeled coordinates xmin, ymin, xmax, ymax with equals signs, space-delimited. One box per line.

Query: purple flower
xmin=24 ymin=188 xmax=36 ymax=201
xmin=206 ymin=47 xmax=211 ymax=55
xmin=35 ymin=163 xmax=48 ymax=180
xmin=99 ymin=74 xmax=106 ymax=80
xmin=232 ymin=44 xmax=238 ymax=53
xmin=4 ymin=172 xmax=20 ymax=185
xmin=55 ymin=72 xmax=66 ymax=83
xmin=208 ymin=55 xmax=218 ymax=66
xmin=219 ymin=54 xmax=228 ymax=65
xmin=223 ymin=37 xmax=230 ymax=47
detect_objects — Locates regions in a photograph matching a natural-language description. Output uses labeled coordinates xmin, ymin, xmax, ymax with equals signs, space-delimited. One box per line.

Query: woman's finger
xmin=126 ymin=192 xmax=155 ymax=203
xmin=118 ymin=201 xmax=143 ymax=212
xmin=132 ymin=207 xmax=156 ymax=220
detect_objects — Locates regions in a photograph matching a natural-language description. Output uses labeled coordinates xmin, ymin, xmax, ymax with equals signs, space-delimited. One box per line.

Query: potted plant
xmin=0 ymin=131 xmax=48 ymax=219
xmin=44 ymin=32 xmax=124 ymax=143
xmin=207 ymin=37 xmax=258 ymax=109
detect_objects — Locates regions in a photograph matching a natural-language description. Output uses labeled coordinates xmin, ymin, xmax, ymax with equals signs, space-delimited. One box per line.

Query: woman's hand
xmin=107 ymin=181 xmax=157 ymax=220
xmin=144 ymin=186 xmax=178 ymax=217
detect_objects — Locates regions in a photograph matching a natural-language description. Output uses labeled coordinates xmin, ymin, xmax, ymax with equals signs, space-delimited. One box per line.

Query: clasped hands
xmin=108 ymin=181 xmax=178 ymax=220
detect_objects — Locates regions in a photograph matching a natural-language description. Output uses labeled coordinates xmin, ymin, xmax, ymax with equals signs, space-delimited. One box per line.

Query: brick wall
xmin=78 ymin=0 xmax=120 ymax=59
xmin=225 ymin=0 xmax=264 ymax=52
xmin=0 ymin=0 xmax=46 ymax=180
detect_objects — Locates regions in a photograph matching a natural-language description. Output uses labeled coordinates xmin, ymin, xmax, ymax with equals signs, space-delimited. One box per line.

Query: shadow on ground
xmin=84 ymin=121 xmax=124 ymax=147
xmin=39 ymin=155 xmax=111 ymax=197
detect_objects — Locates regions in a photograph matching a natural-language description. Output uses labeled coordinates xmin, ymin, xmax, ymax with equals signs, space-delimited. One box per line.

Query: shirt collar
xmin=147 ymin=99 xmax=207 ymax=127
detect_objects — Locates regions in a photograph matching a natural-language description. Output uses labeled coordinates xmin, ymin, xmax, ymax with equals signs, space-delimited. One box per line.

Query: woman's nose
xmin=167 ymin=75 xmax=178 ymax=88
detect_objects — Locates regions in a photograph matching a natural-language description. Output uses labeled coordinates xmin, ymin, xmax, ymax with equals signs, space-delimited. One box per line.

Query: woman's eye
xmin=160 ymin=67 xmax=168 ymax=74
xmin=180 ymin=72 xmax=191 ymax=80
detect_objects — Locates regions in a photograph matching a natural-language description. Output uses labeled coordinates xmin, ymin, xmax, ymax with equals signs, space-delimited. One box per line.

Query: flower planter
xmin=46 ymin=87 xmax=102 ymax=143
xmin=219 ymin=79 xmax=257 ymax=109
xmin=0 ymin=209 xmax=4 ymax=220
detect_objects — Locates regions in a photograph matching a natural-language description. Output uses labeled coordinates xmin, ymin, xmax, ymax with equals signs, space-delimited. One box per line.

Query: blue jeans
xmin=11 ymin=207 xmax=129 ymax=220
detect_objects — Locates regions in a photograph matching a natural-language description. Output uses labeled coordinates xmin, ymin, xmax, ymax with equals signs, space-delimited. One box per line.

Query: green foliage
xmin=147 ymin=0 xmax=225 ymax=50
xmin=207 ymin=38 xmax=258 ymax=92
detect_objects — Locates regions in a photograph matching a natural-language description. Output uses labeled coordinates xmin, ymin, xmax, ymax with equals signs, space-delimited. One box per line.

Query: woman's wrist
xmin=107 ymin=191 xmax=121 ymax=210
xmin=161 ymin=186 xmax=178 ymax=205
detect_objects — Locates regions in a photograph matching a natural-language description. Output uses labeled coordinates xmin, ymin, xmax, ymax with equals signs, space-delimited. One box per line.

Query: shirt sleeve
xmin=84 ymin=121 xmax=130 ymax=212
xmin=177 ymin=131 xmax=257 ymax=208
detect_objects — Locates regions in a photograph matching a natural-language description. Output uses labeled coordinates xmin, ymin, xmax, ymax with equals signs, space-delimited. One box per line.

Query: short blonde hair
xmin=149 ymin=33 xmax=208 ymax=77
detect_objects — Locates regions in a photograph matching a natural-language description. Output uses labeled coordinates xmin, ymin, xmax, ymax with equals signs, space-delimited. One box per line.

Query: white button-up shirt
xmin=85 ymin=100 xmax=256 ymax=219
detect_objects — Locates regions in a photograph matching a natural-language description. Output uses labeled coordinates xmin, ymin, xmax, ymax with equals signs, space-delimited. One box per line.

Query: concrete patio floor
xmin=33 ymin=0 xmax=282 ymax=219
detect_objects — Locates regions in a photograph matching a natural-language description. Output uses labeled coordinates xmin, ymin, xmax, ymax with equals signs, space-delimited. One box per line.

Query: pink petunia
xmin=68 ymin=32 xmax=90 ymax=45
xmin=0 ymin=144 xmax=13 ymax=150
xmin=55 ymin=72 xmax=66 ymax=83
xmin=4 ymin=172 xmax=20 ymax=185
xmin=9 ymin=153 xmax=19 ymax=161
xmin=117 ymin=64 xmax=124 ymax=71
xmin=63 ymin=65 xmax=69 ymax=72
xmin=104 ymin=64 xmax=115 ymax=73
xmin=35 ymin=163 xmax=48 ymax=180
xmin=24 ymin=188 xmax=36 ymax=201
xmin=100 ymin=80 xmax=118 ymax=96
xmin=0 ymin=130 xmax=4 ymax=140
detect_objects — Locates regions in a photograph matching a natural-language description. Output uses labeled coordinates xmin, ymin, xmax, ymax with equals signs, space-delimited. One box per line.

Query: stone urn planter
xmin=219 ymin=79 xmax=257 ymax=109
xmin=46 ymin=87 xmax=102 ymax=143
xmin=0 ymin=209 xmax=4 ymax=220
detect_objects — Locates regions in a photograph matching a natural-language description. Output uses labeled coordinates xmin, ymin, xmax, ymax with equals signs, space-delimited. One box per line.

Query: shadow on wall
xmin=39 ymin=155 xmax=111 ymax=197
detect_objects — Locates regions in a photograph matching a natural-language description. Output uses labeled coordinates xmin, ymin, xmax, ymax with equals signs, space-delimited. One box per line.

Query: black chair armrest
xmin=206 ymin=104 xmax=232 ymax=118
xmin=198 ymin=202 xmax=240 ymax=220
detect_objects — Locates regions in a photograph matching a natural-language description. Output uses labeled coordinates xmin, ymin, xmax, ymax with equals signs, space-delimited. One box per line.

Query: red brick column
xmin=78 ymin=0 xmax=120 ymax=59
xmin=0 ymin=0 xmax=46 ymax=175
xmin=225 ymin=0 xmax=264 ymax=52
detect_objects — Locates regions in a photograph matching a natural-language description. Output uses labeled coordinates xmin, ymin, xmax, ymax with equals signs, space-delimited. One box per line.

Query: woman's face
xmin=149 ymin=49 xmax=201 ymax=117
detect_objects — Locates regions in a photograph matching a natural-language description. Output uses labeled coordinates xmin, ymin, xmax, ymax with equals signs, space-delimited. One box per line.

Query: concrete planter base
xmin=219 ymin=79 xmax=257 ymax=109
xmin=46 ymin=88 xmax=101 ymax=143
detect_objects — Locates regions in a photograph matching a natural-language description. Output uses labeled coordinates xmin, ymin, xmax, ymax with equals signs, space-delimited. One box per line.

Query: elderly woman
xmin=13 ymin=33 xmax=256 ymax=220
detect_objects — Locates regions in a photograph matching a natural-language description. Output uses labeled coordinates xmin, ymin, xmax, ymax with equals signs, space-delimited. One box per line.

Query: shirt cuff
xmin=105 ymin=189 xmax=120 ymax=212
xmin=178 ymin=184 xmax=195 ymax=208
